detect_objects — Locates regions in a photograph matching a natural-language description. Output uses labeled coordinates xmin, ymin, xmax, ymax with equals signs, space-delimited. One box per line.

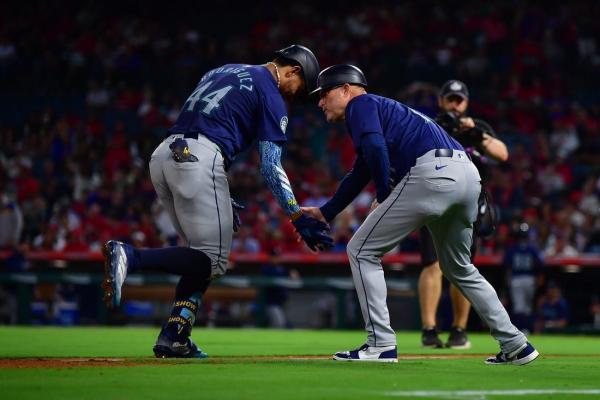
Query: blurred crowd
xmin=1 ymin=0 xmax=600 ymax=264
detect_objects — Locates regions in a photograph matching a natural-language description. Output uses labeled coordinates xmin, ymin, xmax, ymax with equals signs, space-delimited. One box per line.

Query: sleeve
xmin=346 ymin=96 xmax=383 ymax=149
xmin=256 ymin=94 xmax=288 ymax=143
xmin=360 ymin=132 xmax=391 ymax=202
xmin=258 ymin=140 xmax=301 ymax=217
xmin=319 ymin=155 xmax=371 ymax=222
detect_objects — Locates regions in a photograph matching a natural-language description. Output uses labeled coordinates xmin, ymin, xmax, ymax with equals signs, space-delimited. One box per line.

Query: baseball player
xmin=303 ymin=64 xmax=538 ymax=365
xmin=419 ymin=80 xmax=509 ymax=349
xmin=102 ymin=45 xmax=333 ymax=358
xmin=503 ymin=222 xmax=544 ymax=333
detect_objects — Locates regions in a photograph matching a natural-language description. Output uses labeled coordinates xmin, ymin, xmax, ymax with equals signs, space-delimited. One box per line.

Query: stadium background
xmin=1 ymin=0 xmax=600 ymax=333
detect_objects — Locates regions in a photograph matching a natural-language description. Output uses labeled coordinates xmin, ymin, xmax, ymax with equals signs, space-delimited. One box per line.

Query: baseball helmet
xmin=309 ymin=64 xmax=367 ymax=96
xmin=274 ymin=44 xmax=320 ymax=94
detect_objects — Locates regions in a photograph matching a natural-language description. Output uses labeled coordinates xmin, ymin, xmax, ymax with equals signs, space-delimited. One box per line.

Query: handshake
xmin=292 ymin=208 xmax=334 ymax=252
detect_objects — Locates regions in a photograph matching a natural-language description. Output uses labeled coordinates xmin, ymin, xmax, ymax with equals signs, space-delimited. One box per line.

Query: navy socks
xmin=165 ymin=276 xmax=212 ymax=339
xmin=133 ymin=246 xmax=212 ymax=279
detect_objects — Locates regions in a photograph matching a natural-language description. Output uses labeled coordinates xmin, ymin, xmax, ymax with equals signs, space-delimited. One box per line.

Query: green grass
xmin=1 ymin=328 xmax=599 ymax=400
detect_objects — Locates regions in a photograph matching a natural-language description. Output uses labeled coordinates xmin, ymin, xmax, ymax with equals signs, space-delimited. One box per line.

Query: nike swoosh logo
xmin=435 ymin=165 xmax=448 ymax=170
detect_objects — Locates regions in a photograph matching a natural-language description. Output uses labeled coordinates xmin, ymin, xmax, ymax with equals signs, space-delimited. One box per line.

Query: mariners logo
xmin=280 ymin=116 xmax=288 ymax=134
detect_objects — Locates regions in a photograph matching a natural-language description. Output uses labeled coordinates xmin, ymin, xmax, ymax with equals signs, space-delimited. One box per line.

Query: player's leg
xmin=165 ymin=137 xmax=233 ymax=279
xmin=102 ymin=138 xmax=215 ymax=309
xmin=154 ymin=136 xmax=232 ymax=356
xmin=446 ymin=231 xmax=475 ymax=348
xmin=446 ymin=235 xmax=475 ymax=347
xmin=418 ymin=227 xmax=444 ymax=347
xmin=335 ymin=173 xmax=427 ymax=362
xmin=510 ymin=275 xmax=535 ymax=333
xmin=153 ymin=276 xmax=211 ymax=358
xmin=427 ymin=162 xmax=532 ymax=362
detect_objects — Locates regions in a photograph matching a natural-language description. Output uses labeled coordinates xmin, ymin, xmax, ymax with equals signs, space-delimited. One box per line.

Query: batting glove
xmin=292 ymin=214 xmax=334 ymax=252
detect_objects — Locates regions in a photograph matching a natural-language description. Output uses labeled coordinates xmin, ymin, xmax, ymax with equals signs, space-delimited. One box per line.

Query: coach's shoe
xmin=333 ymin=344 xmax=397 ymax=363
xmin=421 ymin=327 xmax=443 ymax=348
xmin=446 ymin=327 xmax=472 ymax=349
xmin=153 ymin=328 xmax=208 ymax=359
xmin=102 ymin=240 xmax=134 ymax=309
xmin=485 ymin=342 xmax=539 ymax=365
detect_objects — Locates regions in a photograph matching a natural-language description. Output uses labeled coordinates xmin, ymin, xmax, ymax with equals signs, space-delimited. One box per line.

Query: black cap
xmin=274 ymin=44 xmax=320 ymax=94
xmin=439 ymin=80 xmax=469 ymax=99
xmin=309 ymin=64 xmax=367 ymax=96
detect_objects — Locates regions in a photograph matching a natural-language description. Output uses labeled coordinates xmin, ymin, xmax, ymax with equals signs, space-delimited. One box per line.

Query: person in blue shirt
xmin=102 ymin=45 xmax=332 ymax=358
xmin=503 ymin=222 xmax=544 ymax=333
xmin=535 ymin=281 xmax=569 ymax=333
xmin=303 ymin=64 xmax=538 ymax=365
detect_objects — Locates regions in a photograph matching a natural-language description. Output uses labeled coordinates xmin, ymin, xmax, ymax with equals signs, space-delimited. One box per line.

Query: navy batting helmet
xmin=274 ymin=44 xmax=320 ymax=94
xmin=309 ymin=64 xmax=367 ymax=96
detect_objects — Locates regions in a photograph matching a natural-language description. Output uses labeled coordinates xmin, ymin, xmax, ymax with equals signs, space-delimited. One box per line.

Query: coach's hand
xmin=231 ymin=198 xmax=244 ymax=232
xmin=292 ymin=214 xmax=333 ymax=252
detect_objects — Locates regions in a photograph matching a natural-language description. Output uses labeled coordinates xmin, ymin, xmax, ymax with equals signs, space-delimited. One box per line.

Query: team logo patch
xmin=280 ymin=116 xmax=288 ymax=134
xmin=450 ymin=81 xmax=462 ymax=91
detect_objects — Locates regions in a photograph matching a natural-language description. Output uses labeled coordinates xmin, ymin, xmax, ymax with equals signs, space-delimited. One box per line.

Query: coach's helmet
xmin=309 ymin=64 xmax=368 ymax=96
xmin=275 ymin=44 xmax=320 ymax=94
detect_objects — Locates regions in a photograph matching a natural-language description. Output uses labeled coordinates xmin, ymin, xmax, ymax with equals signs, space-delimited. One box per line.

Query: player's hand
xmin=292 ymin=214 xmax=334 ymax=252
xmin=300 ymin=207 xmax=327 ymax=224
xmin=231 ymin=198 xmax=244 ymax=232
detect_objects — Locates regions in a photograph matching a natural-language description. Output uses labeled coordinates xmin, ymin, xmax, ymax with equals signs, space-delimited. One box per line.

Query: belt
xmin=183 ymin=132 xmax=202 ymax=140
xmin=181 ymin=132 xmax=231 ymax=171
xmin=435 ymin=148 xmax=453 ymax=157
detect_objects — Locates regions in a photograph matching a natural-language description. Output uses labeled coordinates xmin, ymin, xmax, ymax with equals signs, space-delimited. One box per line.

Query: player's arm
xmin=317 ymin=95 xmax=390 ymax=222
xmin=359 ymin=132 xmax=392 ymax=203
xmin=258 ymin=140 xmax=302 ymax=219
xmin=319 ymin=155 xmax=371 ymax=222
xmin=259 ymin=140 xmax=333 ymax=251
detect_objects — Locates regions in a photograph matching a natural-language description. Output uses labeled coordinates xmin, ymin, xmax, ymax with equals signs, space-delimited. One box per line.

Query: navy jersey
xmin=345 ymin=94 xmax=464 ymax=180
xmin=169 ymin=64 xmax=288 ymax=162
xmin=503 ymin=243 xmax=544 ymax=277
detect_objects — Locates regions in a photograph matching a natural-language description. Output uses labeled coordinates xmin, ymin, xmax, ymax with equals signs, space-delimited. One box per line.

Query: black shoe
xmin=152 ymin=327 xmax=208 ymax=359
xmin=446 ymin=327 xmax=471 ymax=349
xmin=421 ymin=327 xmax=443 ymax=348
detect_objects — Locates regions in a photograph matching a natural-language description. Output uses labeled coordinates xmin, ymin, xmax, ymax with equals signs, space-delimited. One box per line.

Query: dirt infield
xmin=0 ymin=354 xmax=488 ymax=368
xmin=2 ymin=353 xmax=592 ymax=368
xmin=0 ymin=358 xmax=153 ymax=369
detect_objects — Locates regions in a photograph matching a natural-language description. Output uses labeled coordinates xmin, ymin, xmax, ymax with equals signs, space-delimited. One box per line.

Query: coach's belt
xmin=434 ymin=148 xmax=454 ymax=157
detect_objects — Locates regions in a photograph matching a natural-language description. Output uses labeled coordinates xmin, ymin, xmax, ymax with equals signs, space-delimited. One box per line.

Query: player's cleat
xmin=101 ymin=240 xmax=133 ymax=309
xmin=421 ymin=327 xmax=444 ymax=348
xmin=446 ymin=327 xmax=472 ymax=349
xmin=485 ymin=342 xmax=539 ymax=365
xmin=333 ymin=344 xmax=397 ymax=363
xmin=153 ymin=328 xmax=208 ymax=359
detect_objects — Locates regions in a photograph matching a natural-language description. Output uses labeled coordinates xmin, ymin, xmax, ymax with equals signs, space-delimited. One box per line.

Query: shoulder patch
xmin=280 ymin=116 xmax=288 ymax=134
